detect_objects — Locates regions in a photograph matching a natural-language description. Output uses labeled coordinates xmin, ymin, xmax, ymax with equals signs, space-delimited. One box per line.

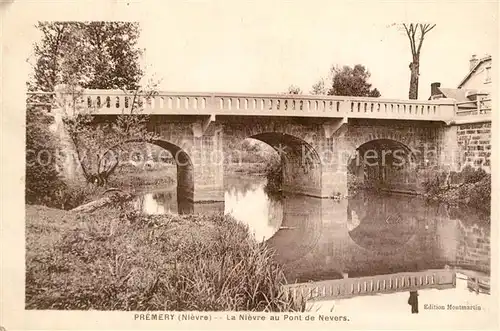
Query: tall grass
xmin=25 ymin=205 xmax=305 ymax=311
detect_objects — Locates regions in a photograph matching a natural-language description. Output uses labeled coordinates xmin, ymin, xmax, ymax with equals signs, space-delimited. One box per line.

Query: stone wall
xmin=151 ymin=118 xmax=225 ymax=202
xmin=455 ymin=220 xmax=490 ymax=273
xmin=456 ymin=121 xmax=491 ymax=171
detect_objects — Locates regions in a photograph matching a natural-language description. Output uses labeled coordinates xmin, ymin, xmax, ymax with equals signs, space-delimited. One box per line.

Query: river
xmin=132 ymin=174 xmax=491 ymax=313
xmin=133 ymin=174 xmax=490 ymax=279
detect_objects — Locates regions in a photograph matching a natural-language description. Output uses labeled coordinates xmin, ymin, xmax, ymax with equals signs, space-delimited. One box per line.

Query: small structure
xmin=430 ymin=54 xmax=492 ymax=115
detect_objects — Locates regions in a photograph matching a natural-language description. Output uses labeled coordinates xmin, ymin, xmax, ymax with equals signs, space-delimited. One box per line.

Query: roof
xmin=437 ymin=88 xmax=477 ymax=102
xmin=457 ymin=55 xmax=492 ymax=88
xmin=428 ymin=86 xmax=489 ymax=101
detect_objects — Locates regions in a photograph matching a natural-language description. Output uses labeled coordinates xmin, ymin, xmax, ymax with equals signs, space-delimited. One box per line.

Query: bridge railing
xmin=69 ymin=89 xmax=458 ymax=121
xmin=282 ymin=269 xmax=456 ymax=302
xmin=455 ymin=98 xmax=492 ymax=116
xmin=28 ymin=88 xmax=490 ymax=122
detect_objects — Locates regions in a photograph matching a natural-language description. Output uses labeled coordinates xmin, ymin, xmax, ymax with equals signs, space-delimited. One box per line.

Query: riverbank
xmin=110 ymin=162 xmax=269 ymax=189
xmin=109 ymin=164 xmax=177 ymax=188
xmin=224 ymin=162 xmax=268 ymax=176
xmin=25 ymin=204 xmax=305 ymax=311
xmin=423 ymin=166 xmax=491 ymax=215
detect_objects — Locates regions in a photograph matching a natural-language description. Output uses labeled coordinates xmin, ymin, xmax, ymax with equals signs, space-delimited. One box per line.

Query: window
xmin=485 ymin=66 xmax=491 ymax=83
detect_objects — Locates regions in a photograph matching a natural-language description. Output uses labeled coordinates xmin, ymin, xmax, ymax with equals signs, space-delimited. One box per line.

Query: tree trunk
xmin=70 ymin=191 xmax=134 ymax=213
xmin=409 ymin=61 xmax=419 ymax=100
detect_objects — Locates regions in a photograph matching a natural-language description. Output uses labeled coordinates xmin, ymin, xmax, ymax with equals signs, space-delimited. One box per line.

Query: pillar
xmin=439 ymin=125 xmax=461 ymax=172
xmin=191 ymin=125 xmax=225 ymax=202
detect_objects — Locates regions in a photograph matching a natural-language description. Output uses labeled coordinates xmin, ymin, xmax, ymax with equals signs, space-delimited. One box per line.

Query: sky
xmin=2 ymin=0 xmax=498 ymax=100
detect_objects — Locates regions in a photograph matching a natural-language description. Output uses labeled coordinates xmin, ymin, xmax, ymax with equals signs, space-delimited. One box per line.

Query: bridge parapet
xmin=28 ymin=88 xmax=491 ymax=124
xmin=59 ymin=89 xmax=464 ymax=122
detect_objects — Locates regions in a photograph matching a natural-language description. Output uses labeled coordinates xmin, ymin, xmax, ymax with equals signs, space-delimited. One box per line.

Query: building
xmin=458 ymin=54 xmax=492 ymax=92
xmin=429 ymin=55 xmax=492 ymax=114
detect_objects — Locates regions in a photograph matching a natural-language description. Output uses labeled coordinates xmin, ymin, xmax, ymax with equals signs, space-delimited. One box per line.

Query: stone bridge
xmin=45 ymin=88 xmax=491 ymax=202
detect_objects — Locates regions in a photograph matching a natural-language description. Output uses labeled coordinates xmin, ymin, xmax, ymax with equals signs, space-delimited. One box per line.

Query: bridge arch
xmin=347 ymin=138 xmax=418 ymax=193
xmin=151 ymin=139 xmax=194 ymax=201
xmin=104 ymin=139 xmax=195 ymax=205
xmin=245 ymin=132 xmax=323 ymax=197
xmin=345 ymin=127 xmax=418 ymax=153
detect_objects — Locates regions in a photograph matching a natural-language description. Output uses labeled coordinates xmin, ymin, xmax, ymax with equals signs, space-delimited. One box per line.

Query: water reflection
xmin=133 ymin=185 xmax=195 ymax=215
xmin=134 ymin=175 xmax=490 ymax=285
xmin=266 ymin=191 xmax=490 ymax=283
xmin=224 ymin=176 xmax=283 ymax=241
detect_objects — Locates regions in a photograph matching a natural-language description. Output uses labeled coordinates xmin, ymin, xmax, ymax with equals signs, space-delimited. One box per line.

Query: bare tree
xmin=402 ymin=23 xmax=436 ymax=99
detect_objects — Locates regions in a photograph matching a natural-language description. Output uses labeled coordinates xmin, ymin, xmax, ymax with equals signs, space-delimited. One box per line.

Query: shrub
xmin=25 ymin=107 xmax=68 ymax=206
xmin=264 ymin=158 xmax=282 ymax=193
xmin=347 ymin=173 xmax=369 ymax=196
xmin=463 ymin=174 xmax=491 ymax=213
xmin=423 ymin=166 xmax=491 ymax=214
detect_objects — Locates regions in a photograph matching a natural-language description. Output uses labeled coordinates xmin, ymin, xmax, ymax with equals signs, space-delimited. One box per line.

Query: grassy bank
xmin=25 ymin=204 xmax=305 ymax=311
xmin=109 ymin=163 xmax=176 ymax=189
xmin=36 ymin=161 xmax=277 ymax=211
xmin=224 ymin=162 xmax=269 ymax=176
xmin=113 ymin=162 xmax=270 ymax=189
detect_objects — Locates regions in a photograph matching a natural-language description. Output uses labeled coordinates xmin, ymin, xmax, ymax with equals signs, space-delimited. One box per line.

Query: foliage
xmin=347 ymin=173 xmax=370 ymax=197
xmin=327 ymin=65 xmax=381 ymax=97
xmin=225 ymin=139 xmax=278 ymax=165
xmin=25 ymin=103 xmax=107 ymax=209
xmin=28 ymin=21 xmax=143 ymax=92
xmin=61 ymin=83 xmax=160 ymax=187
xmin=25 ymin=205 xmax=305 ymax=311
xmin=25 ymin=107 xmax=66 ymax=205
xmin=423 ymin=165 xmax=490 ymax=214
xmin=264 ymin=157 xmax=283 ymax=194
xmin=109 ymin=164 xmax=176 ymax=190
xmin=310 ymin=78 xmax=328 ymax=95
xmin=28 ymin=21 xmax=160 ymax=187
xmin=286 ymin=85 xmax=302 ymax=95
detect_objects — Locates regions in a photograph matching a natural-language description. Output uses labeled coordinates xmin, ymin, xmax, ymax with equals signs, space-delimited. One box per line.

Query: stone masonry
xmin=456 ymin=121 xmax=492 ymax=171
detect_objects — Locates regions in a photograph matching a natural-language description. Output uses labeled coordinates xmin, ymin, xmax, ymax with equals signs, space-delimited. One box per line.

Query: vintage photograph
xmin=6 ymin=0 xmax=495 ymax=326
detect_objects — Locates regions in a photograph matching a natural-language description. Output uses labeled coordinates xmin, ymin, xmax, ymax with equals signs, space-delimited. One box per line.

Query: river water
xmin=133 ymin=174 xmax=490 ymax=281
xmin=133 ymin=174 xmax=491 ymax=313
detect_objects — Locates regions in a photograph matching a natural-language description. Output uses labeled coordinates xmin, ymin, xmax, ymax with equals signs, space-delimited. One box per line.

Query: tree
xmin=28 ymin=21 xmax=157 ymax=188
xmin=328 ymin=65 xmax=381 ymax=97
xmin=61 ymin=81 xmax=160 ymax=187
xmin=286 ymin=85 xmax=302 ymax=95
xmin=401 ymin=23 xmax=436 ymax=99
xmin=28 ymin=21 xmax=143 ymax=92
xmin=310 ymin=78 xmax=328 ymax=95
xmin=25 ymin=106 xmax=65 ymax=205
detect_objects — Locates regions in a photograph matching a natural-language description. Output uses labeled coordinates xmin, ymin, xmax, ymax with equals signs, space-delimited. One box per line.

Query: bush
xmin=449 ymin=165 xmax=487 ymax=186
xmin=25 ymin=206 xmax=305 ymax=311
xmin=264 ymin=158 xmax=282 ymax=193
xmin=25 ymin=107 xmax=67 ymax=207
xmin=422 ymin=170 xmax=449 ymax=196
xmin=347 ymin=173 xmax=369 ymax=196
xmin=423 ymin=166 xmax=491 ymax=214
xmin=462 ymin=174 xmax=491 ymax=213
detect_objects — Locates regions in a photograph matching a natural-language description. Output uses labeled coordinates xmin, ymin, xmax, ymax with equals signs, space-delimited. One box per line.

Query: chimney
xmin=469 ymin=54 xmax=479 ymax=70
xmin=431 ymin=82 xmax=441 ymax=97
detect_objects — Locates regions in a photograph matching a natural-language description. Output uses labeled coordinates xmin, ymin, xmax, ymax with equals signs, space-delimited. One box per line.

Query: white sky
xmin=2 ymin=0 xmax=498 ymax=100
